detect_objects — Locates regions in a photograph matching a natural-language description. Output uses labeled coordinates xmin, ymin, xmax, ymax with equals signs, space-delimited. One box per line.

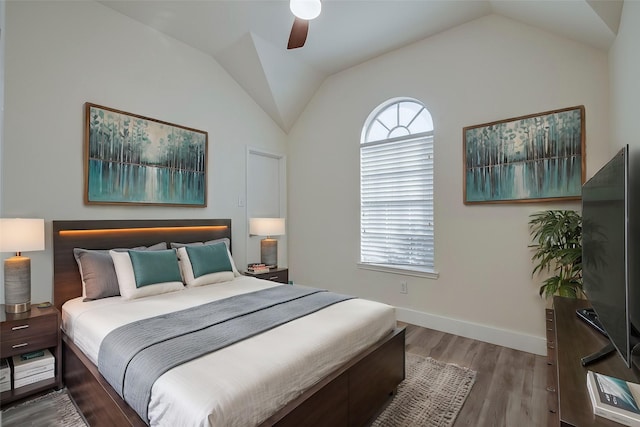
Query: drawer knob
xmin=11 ymin=324 xmax=30 ymax=331
xmin=546 ymin=386 xmax=556 ymax=392
xmin=12 ymin=342 xmax=29 ymax=349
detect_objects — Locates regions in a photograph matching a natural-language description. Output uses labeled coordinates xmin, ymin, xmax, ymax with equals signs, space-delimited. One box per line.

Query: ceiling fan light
xmin=290 ymin=0 xmax=321 ymax=21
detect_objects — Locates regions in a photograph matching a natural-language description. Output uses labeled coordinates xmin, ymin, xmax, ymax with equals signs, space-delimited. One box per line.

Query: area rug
xmin=372 ymin=353 xmax=477 ymax=427
xmin=0 ymin=353 xmax=475 ymax=427
xmin=0 ymin=389 xmax=87 ymax=427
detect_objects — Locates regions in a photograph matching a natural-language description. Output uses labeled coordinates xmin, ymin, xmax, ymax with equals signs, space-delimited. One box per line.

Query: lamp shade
xmin=290 ymin=0 xmax=321 ymax=20
xmin=249 ymin=218 xmax=286 ymax=237
xmin=0 ymin=218 xmax=45 ymax=253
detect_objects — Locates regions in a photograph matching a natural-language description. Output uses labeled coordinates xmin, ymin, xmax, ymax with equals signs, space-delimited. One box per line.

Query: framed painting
xmin=463 ymin=105 xmax=585 ymax=204
xmin=84 ymin=103 xmax=207 ymax=207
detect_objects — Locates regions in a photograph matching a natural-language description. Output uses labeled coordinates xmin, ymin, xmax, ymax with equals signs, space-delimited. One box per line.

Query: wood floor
xmin=401 ymin=322 xmax=553 ymax=427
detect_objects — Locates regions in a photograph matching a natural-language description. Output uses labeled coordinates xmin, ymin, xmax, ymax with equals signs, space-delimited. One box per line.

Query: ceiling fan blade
xmin=287 ymin=17 xmax=309 ymax=49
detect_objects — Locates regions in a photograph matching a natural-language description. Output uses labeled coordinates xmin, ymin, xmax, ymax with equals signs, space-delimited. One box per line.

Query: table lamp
xmin=249 ymin=218 xmax=285 ymax=268
xmin=0 ymin=218 xmax=45 ymax=313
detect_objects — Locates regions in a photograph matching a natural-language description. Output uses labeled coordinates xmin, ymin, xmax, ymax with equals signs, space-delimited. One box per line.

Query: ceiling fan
xmin=287 ymin=0 xmax=322 ymax=49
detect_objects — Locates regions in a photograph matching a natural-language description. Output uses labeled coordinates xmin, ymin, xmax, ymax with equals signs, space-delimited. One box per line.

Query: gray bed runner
xmin=98 ymin=284 xmax=354 ymax=424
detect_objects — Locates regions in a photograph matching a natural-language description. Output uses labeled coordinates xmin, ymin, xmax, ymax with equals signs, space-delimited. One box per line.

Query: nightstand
xmin=0 ymin=305 xmax=62 ymax=406
xmin=245 ymin=268 xmax=289 ymax=284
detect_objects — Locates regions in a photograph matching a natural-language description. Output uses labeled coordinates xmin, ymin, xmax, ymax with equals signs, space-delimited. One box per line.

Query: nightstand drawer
xmin=1 ymin=333 xmax=58 ymax=358
xmin=0 ymin=315 xmax=57 ymax=342
xmin=261 ymin=270 xmax=288 ymax=283
xmin=245 ymin=268 xmax=289 ymax=284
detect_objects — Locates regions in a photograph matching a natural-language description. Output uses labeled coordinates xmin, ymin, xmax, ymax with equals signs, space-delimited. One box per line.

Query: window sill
xmin=357 ymin=263 xmax=439 ymax=279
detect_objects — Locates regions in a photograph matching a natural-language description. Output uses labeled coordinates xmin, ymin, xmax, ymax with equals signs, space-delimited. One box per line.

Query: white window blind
xmin=360 ymin=99 xmax=434 ymax=269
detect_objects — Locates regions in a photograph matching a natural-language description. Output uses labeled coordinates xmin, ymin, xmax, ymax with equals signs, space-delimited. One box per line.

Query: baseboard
xmin=396 ymin=307 xmax=547 ymax=356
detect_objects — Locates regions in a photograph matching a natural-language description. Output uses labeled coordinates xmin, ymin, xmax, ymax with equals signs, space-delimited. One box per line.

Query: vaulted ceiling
xmin=99 ymin=0 xmax=623 ymax=133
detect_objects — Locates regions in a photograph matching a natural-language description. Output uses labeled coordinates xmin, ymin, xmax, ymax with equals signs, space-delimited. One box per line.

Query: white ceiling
xmin=98 ymin=0 xmax=623 ymax=133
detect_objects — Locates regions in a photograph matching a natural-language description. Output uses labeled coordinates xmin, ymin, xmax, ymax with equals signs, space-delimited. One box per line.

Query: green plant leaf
xmin=529 ymin=210 xmax=583 ymax=299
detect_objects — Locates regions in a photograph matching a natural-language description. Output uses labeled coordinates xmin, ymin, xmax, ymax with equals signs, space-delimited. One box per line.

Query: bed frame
xmin=53 ymin=219 xmax=405 ymax=427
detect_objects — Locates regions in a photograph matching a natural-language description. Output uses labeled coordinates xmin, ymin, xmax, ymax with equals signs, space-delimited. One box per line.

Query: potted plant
xmin=528 ymin=210 xmax=583 ymax=299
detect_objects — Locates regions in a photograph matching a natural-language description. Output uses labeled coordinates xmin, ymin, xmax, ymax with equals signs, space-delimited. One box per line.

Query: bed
xmin=53 ymin=219 xmax=405 ymax=427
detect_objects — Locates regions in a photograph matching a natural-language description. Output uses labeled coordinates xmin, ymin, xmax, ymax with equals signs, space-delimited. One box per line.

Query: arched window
xmin=360 ymin=98 xmax=435 ymax=273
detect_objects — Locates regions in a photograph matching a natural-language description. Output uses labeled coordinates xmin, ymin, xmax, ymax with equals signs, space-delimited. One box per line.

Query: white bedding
xmin=62 ymin=276 xmax=396 ymax=427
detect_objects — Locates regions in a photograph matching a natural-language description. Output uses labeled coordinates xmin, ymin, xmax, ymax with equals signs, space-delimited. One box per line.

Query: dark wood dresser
xmin=548 ymin=296 xmax=638 ymax=426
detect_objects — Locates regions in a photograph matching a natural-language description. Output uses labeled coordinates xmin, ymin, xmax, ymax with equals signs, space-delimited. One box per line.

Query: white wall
xmin=1 ymin=1 xmax=287 ymax=304
xmin=610 ymin=0 xmax=640 ymax=155
xmin=287 ymin=14 xmax=610 ymax=355
xmin=0 ymin=0 xmax=5 ymax=220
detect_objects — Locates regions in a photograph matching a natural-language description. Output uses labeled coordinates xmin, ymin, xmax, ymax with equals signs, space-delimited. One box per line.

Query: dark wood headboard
xmin=52 ymin=219 xmax=232 ymax=311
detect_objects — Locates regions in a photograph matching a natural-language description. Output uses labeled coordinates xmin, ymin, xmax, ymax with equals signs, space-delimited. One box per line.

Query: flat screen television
xmin=581 ymin=144 xmax=640 ymax=376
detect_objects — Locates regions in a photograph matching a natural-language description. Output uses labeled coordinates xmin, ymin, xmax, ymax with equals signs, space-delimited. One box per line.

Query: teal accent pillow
xmin=128 ymin=249 xmax=182 ymax=288
xmin=185 ymin=243 xmax=233 ymax=278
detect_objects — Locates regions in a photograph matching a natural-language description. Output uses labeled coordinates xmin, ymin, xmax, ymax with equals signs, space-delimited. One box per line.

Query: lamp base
xmin=260 ymin=238 xmax=278 ymax=268
xmin=4 ymin=256 xmax=31 ymax=313
xmin=5 ymin=302 xmax=31 ymax=314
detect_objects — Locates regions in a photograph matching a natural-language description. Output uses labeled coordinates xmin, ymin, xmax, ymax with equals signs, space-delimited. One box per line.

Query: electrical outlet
xmin=400 ymin=282 xmax=408 ymax=294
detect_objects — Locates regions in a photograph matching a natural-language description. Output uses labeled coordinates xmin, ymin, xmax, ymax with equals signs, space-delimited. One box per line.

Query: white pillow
xmin=177 ymin=246 xmax=235 ymax=287
xmin=110 ymin=250 xmax=184 ymax=300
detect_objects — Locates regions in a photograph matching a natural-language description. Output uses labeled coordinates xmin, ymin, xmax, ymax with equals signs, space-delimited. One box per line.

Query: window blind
xmin=360 ymin=133 xmax=434 ymax=268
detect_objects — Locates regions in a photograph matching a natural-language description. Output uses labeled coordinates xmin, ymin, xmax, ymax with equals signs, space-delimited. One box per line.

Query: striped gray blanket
xmin=98 ymin=284 xmax=354 ymax=424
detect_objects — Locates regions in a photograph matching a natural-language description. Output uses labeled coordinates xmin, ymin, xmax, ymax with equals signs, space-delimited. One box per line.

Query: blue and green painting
xmin=87 ymin=106 xmax=207 ymax=206
xmin=464 ymin=108 xmax=583 ymax=203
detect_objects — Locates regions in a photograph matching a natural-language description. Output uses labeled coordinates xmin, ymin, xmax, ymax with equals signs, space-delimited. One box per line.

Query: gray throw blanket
xmin=98 ymin=285 xmax=354 ymax=424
